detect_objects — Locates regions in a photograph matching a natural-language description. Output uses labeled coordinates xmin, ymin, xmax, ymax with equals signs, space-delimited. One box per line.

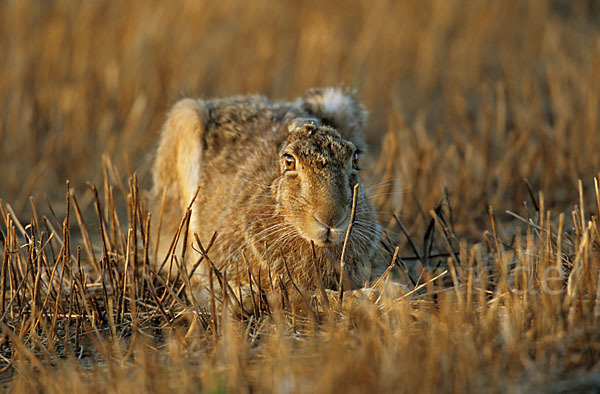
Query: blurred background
xmin=1 ymin=0 xmax=599 ymax=238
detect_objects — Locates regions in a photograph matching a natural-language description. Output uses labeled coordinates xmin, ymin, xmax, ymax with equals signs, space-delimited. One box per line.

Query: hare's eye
xmin=352 ymin=152 xmax=359 ymax=170
xmin=284 ymin=154 xmax=296 ymax=171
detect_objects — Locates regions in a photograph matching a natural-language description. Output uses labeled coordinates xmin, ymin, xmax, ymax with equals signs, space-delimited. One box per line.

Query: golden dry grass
xmin=1 ymin=0 xmax=600 ymax=392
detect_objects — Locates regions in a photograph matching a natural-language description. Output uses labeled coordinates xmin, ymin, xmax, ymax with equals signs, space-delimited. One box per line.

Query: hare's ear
xmin=299 ymin=87 xmax=368 ymax=150
xmin=286 ymin=117 xmax=320 ymax=133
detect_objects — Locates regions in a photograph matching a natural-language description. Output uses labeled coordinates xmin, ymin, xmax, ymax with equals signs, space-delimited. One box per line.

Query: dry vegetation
xmin=1 ymin=0 xmax=600 ymax=392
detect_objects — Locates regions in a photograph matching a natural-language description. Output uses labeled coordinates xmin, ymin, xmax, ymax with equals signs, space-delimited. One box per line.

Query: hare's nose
xmin=313 ymin=210 xmax=349 ymax=230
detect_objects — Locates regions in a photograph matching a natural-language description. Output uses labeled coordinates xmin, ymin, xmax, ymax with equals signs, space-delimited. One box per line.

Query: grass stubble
xmin=1 ymin=0 xmax=600 ymax=392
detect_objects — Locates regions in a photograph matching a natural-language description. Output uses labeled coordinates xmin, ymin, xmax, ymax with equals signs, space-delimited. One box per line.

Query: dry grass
xmin=1 ymin=0 xmax=600 ymax=392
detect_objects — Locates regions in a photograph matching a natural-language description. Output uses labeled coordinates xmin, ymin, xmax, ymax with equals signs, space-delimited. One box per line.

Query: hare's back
xmin=200 ymin=96 xmax=303 ymax=156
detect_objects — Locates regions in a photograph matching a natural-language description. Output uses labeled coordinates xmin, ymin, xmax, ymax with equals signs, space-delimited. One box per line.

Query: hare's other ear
xmin=153 ymin=98 xmax=208 ymax=206
xmin=299 ymin=87 xmax=368 ymax=151
xmin=286 ymin=117 xmax=320 ymax=133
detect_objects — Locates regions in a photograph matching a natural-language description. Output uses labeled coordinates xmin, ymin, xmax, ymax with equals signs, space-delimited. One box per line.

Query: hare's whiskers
xmin=264 ymin=230 xmax=301 ymax=259
xmin=244 ymin=222 xmax=298 ymax=248
xmin=364 ymin=179 xmax=400 ymax=192
xmin=367 ymin=191 xmax=408 ymax=199
xmin=225 ymin=221 xmax=297 ymax=261
xmin=372 ymin=210 xmax=402 ymax=217
xmin=351 ymin=229 xmax=390 ymax=261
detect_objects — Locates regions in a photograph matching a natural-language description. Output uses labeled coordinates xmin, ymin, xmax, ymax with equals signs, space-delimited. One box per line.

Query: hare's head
xmin=274 ymin=119 xmax=376 ymax=248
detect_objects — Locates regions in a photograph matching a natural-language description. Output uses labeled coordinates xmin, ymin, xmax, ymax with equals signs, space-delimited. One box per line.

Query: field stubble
xmin=1 ymin=0 xmax=600 ymax=392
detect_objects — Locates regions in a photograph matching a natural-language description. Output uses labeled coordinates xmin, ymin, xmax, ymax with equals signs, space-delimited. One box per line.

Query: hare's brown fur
xmin=151 ymin=88 xmax=385 ymax=301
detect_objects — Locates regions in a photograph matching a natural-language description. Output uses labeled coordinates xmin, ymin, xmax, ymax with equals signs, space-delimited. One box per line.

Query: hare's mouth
xmin=305 ymin=216 xmax=349 ymax=247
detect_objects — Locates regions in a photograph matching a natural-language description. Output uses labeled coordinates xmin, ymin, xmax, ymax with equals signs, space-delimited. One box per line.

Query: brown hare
xmin=150 ymin=88 xmax=387 ymax=307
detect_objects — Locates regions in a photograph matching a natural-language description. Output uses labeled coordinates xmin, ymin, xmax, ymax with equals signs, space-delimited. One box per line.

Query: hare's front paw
xmin=315 ymin=288 xmax=380 ymax=313
xmin=316 ymin=281 xmax=410 ymax=313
